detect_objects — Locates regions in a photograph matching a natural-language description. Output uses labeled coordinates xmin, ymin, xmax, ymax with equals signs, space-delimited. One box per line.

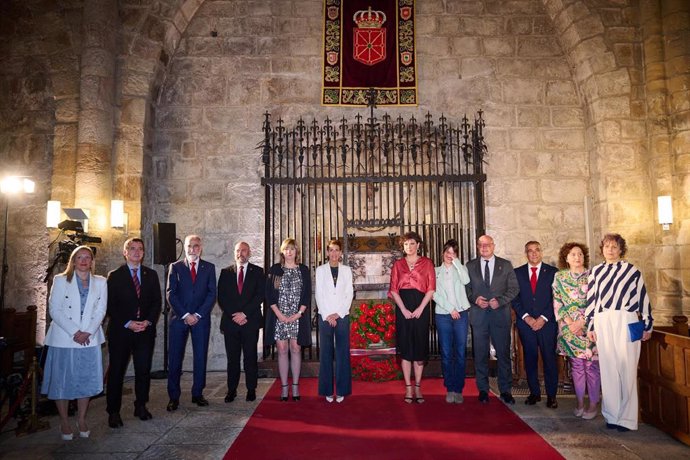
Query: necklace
xmin=407 ymin=257 xmax=417 ymax=270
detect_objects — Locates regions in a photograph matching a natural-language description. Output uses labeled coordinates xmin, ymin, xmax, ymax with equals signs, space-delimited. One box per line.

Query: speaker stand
xmin=151 ymin=263 xmax=170 ymax=380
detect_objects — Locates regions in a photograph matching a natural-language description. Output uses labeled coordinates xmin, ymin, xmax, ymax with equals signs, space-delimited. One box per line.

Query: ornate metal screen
xmin=261 ymin=106 xmax=488 ymax=356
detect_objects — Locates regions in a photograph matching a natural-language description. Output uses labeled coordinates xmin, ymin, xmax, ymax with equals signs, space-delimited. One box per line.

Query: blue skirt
xmin=41 ymin=346 xmax=103 ymax=400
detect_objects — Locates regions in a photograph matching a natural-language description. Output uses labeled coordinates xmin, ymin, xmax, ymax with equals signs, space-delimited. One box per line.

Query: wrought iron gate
xmin=261 ymin=105 xmax=488 ymax=357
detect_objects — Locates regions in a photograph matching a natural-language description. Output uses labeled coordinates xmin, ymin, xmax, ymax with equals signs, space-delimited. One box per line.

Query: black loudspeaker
xmin=153 ymin=222 xmax=177 ymax=265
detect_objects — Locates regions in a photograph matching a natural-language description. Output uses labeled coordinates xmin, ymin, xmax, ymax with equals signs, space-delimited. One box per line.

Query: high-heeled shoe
xmin=292 ymin=383 xmax=300 ymax=401
xmin=404 ymin=384 xmax=414 ymax=404
xmin=415 ymin=383 xmax=425 ymax=404
xmin=280 ymin=384 xmax=289 ymax=401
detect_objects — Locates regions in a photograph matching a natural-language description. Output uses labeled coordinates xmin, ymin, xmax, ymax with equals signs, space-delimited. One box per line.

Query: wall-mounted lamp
xmin=111 ymin=199 xmax=128 ymax=235
xmin=111 ymin=200 xmax=124 ymax=227
xmin=658 ymin=195 xmax=673 ymax=231
xmin=47 ymin=200 xmax=61 ymax=228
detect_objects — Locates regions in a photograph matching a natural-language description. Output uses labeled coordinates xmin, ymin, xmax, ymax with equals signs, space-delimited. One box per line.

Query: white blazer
xmin=44 ymin=273 xmax=107 ymax=348
xmin=315 ymin=262 xmax=354 ymax=320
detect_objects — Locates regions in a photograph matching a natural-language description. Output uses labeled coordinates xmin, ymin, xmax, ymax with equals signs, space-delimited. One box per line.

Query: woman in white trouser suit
xmin=585 ymin=233 xmax=653 ymax=432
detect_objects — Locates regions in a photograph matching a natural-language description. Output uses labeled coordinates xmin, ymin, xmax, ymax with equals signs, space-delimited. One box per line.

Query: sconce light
xmin=111 ymin=200 xmax=124 ymax=228
xmin=111 ymin=199 xmax=128 ymax=235
xmin=658 ymin=195 xmax=673 ymax=230
xmin=46 ymin=200 xmax=61 ymax=228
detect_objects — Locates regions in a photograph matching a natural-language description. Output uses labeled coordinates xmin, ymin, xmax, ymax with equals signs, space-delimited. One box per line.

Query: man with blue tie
xmin=512 ymin=241 xmax=559 ymax=408
xmin=166 ymin=234 xmax=217 ymax=410
xmin=466 ymin=235 xmax=519 ymax=405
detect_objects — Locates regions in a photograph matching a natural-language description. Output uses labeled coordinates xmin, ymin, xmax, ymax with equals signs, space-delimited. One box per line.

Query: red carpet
xmin=225 ymin=378 xmax=563 ymax=460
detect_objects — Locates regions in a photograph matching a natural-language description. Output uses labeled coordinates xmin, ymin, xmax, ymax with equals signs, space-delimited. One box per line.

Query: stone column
xmin=74 ymin=0 xmax=118 ymax=233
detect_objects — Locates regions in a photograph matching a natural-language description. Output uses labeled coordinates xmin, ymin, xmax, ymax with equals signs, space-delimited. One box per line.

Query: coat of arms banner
xmin=322 ymin=0 xmax=417 ymax=106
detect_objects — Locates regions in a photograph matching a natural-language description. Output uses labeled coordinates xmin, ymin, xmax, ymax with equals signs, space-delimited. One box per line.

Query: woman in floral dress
xmin=265 ymin=238 xmax=312 ymax=401
xmin=553 ymin=242 xmax=600 ymax=420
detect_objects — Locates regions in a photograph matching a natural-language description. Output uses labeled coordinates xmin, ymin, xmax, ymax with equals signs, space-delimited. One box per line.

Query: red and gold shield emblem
xmin=400 ymin=6 xmax=412 ymax=21
xmin=327 ymin=6 xmax=339 ymax=21
xmin=327 ymin=51 xmax=338 ymax=66
xmin=400 ymin=51 xmax=412 ymax=66
xmin=353 ymin=28 xmax=386 ymax=66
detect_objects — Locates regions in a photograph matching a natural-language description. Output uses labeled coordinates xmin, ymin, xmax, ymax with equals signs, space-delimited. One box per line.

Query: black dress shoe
xmin=546 ymin=396 xmax=558 ymax=409
xmin=108 ymin=413 xmax=123 ymax=428
xmin=616 ymin=425 xmax=630 ymax=432
xmin=606 ymin=423 xmax=619 ymax=430
xmin=166 ymin=399 xmax=179 ymax=411
xmin=500 ymin=392 xmax=515 ymax=404
xmin=134 ymin=405 xmax=152 ymax=420
xmin=225 ymin=391 xmax=237 ymax=403
xmin=246 ymin=390 xmax=256 ymax=402
xmin=192 ymin=395 xmax=209 ymax=407
xmin=478 ymin=391 xmax=489 ymax=403
xmin=525 ymin=394 xmax=542 ymax=405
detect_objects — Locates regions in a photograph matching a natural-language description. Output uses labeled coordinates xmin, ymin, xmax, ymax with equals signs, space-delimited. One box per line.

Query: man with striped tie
xmin=106 ymin=238 xmax=162 ymax=428
xmin=166 ymin=235 xmax=217 ymax=411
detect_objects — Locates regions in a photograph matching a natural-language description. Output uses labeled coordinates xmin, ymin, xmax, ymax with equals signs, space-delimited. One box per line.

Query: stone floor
xmin=0 ymin=371 xmax=688 ymax=459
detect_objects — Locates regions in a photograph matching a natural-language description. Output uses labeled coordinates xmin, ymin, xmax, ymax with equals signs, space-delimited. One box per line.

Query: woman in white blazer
xmin=433 ymin=239 xmax=471 ymax=404
xmin=315 ymin=239 xmax=354 ymax=402
xmin=42 ymin=246 xmax=107 ymax=440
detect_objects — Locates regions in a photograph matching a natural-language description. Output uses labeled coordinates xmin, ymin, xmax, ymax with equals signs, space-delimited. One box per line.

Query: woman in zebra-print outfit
xmin=585 ymin=233 xmax=653 ymax=432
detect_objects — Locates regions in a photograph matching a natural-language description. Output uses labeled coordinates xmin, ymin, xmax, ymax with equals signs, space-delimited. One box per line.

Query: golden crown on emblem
xmin=353 ymin=6 xmax=387 ymax=29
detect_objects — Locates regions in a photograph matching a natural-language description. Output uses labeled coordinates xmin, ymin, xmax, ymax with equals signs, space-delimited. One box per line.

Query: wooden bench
xmin=639 ymin=317 xmax=690 ymax=446
xmin=0 ymin=305 xmax=37 ymax=375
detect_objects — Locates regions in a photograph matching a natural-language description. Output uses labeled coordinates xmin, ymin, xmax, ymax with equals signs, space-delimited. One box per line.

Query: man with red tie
xmin=106 ymin=238 xmax=162 ymax=428
xmin=512 ymin=241 xmax=559 ymax=408
xmin=166 ymin=235 xmax=217 ymax=411
xmin=217 ymin=241 xmax=265 ymax=402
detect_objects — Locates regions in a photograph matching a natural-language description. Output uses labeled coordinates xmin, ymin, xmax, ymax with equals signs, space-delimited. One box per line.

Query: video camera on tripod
xmin=44 ymin=219 xmax=102 ymax=281
xmin=54 ymin=220 xmax=102 ymax=263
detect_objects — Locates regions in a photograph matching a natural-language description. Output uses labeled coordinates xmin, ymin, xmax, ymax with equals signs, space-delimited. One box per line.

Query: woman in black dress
xmin=388 ymin=232 xmax=436 ymax=403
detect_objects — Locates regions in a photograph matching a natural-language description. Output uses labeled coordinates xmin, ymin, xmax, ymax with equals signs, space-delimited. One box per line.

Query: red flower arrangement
xmin=350 ymin=301 xmax=396 ymax=347
xmin=350 ymin=300 xmax=402 ymax=381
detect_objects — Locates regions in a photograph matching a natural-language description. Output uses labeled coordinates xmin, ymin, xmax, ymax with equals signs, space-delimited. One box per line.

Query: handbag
xmin=628 ymin=320 xmax=645 ymax=342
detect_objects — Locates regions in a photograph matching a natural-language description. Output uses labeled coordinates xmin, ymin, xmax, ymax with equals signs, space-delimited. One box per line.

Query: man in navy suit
xmin=166 ymin=234 xmax=217 ymax=410
xmin=217 ymin=241 xmax=265 ymax=402
xmin=512 ymin=241 xmax=559 ymax=408
xmin=466 ymin=235 xmax=519 ymax=405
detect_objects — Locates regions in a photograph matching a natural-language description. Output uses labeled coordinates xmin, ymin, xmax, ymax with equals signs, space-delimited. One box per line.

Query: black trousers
xmin=223 ymin=325 xmax=260 ymax=393
xmin=106 ymin=328 xmax=155 ymax=414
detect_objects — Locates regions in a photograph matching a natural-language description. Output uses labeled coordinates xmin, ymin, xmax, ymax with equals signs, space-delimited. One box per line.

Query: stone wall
xmin=0 ymin=0 xmax=688 ymax=370
xmin=149 ymin=0 xmax=591 ymax=369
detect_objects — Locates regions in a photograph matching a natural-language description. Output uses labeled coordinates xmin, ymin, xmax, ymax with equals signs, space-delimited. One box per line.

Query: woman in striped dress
xmin=585 ymin=233 xmax=653 ymax=432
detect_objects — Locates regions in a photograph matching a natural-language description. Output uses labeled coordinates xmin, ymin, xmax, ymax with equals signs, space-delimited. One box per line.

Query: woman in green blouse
xmin=553 ymin=242 xmax=600 ymax=420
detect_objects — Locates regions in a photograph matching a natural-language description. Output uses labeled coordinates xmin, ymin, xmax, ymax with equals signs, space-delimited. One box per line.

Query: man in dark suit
xmin=513 ymin=241 xmax=559 ymax=408
xmin=166 ymin=234 xmax=217 ymax=411
xmin=217 ymin=241 xmax=265 ymax=402
xmin=466 ymin=234 xmax=519 ymax=405
xmin=106 ymin=237 xmax=162 ymax=428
